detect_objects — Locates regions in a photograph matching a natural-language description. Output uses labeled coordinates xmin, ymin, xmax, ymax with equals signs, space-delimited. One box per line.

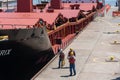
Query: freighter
xmin=0 ymin=0 xmax=55 ymax=80
xmin=0 ymin=18 xmax=55 ymax=79
xmin=0 ymin=24 xmax=55 ymax=80
xmin=0 ymin=0 xmax=107 ymax=80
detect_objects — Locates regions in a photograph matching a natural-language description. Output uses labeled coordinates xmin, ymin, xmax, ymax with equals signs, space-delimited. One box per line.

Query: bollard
xmin=114 ymin=41 xmax=117 ymax=44
xmin=110 ymin=56 xmax=114 ymax=61
xmin=116 ymin=30 xmax=119 ymax=33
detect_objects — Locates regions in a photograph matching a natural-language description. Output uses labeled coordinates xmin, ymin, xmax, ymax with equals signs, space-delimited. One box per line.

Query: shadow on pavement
xmin=61 ymin=74 xmax=76 ymax=77
xmin=52 ymin=66 xmax=69 ymax=69
xmin=112 ymin=77 xmax=120 ymax=80
xmin=52 ymin=67 xmax=60 ymax=69
xmin=60 ymin=75 xmax=71 ymax=77
xmin=61 ymin=67 xmax=69 ymax=69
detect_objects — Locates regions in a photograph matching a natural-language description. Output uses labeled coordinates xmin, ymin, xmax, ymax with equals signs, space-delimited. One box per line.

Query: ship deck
xmin=32 ymin=7 xmax=120 ymax=80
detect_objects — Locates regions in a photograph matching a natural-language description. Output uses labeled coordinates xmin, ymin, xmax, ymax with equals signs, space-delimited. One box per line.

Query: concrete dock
xmin=32 ymin=7 xmax=120 ymax=80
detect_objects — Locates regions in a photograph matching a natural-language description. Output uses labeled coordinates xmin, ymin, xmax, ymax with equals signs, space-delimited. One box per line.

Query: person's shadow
xmin=52 ymin=66 xmax=72 ymax=77
xmin=52 ymin=66 xmax=69 ymax=69
xmin=60 ymin=67 xmax=69 ymax=69
xmin=52 ymin=67 xmax=60 ymax=69
xmin=60 ymin=75 xmax=71 ymax=77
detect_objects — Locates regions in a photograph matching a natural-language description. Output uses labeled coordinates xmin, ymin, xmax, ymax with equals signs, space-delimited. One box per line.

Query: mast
xmin=118 ymin=0 xmax=120 ymax=11
xmin=102 ymin=0 xmax=105 ymax=6
xmin=7 ymin=0 xmax=8 ymax=10
xmin=38 ymin=0 xmax=40 ymax=3
xmin=102 ymin=0 xmax=106 ymax=16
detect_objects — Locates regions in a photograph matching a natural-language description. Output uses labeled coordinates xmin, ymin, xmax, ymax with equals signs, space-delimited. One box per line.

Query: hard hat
xmin=70 ymin=51 xmax=74 ymax=55
xmin=59 ymin=49 xmax=63 ymax=53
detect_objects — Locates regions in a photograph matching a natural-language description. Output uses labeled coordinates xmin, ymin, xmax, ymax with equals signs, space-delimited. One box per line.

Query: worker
xmin=68 ymin=51 xmax=76 ymax=76
xmin=58 ymin=49 xmax=65 ymax=68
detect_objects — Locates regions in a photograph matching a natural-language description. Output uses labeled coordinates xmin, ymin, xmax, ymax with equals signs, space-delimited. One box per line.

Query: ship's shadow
xmin=112 ymin=77 xmax=120 ymax=80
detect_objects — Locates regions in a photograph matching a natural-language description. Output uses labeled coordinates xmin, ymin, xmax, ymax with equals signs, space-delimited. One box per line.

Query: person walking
xmin=58 ymin=49 xmax=65 ymax=68
xmin=68 ymin=51 xmax=76 ymax=76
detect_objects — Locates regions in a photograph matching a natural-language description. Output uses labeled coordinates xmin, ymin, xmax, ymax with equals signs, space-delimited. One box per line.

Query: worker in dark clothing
xmin=58 ymin=49 xmax=65 ymax=68
xmin=68 ymin=51 xmax=76 ymax=76
xmin=68 ymin=48 xmax=76 ymax=57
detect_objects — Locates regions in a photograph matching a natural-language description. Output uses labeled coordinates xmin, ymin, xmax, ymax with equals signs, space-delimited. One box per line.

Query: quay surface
xmin=32 ymin=7 xmax=120 ymax=80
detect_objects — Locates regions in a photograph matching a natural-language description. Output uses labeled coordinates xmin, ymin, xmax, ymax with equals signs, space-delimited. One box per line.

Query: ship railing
xmin=71 ymin=11 xmax=96 ymax=33
xmin=0 ymin=24 xmax=34 ymax=29
xmin=1 ymin=0 xmax=17 ymax=12
xmin=112 ymin=11 xmax=120 ymax=17
xmin=50 ymin=11 xmax=96 ymax=33
xmin=48 ymin=11 xmax=97 ymax=52
xmin=48 ymin=11 xmax=96 ymax=36
xmin=48 ymin=21 xmax=71 ymax=48
xmin=48 ymin=22 xmax=69 ymax=35
xmin=48 ymin=20 xmax=77 ymax=44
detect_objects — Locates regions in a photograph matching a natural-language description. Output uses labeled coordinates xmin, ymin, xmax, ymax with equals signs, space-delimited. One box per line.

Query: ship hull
xmin=0 ymin=27 xmax=55 ymax=80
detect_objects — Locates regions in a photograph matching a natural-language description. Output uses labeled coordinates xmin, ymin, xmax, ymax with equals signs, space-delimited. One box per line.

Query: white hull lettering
xmin=0 ymin=49 xmax=12 ymax=56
